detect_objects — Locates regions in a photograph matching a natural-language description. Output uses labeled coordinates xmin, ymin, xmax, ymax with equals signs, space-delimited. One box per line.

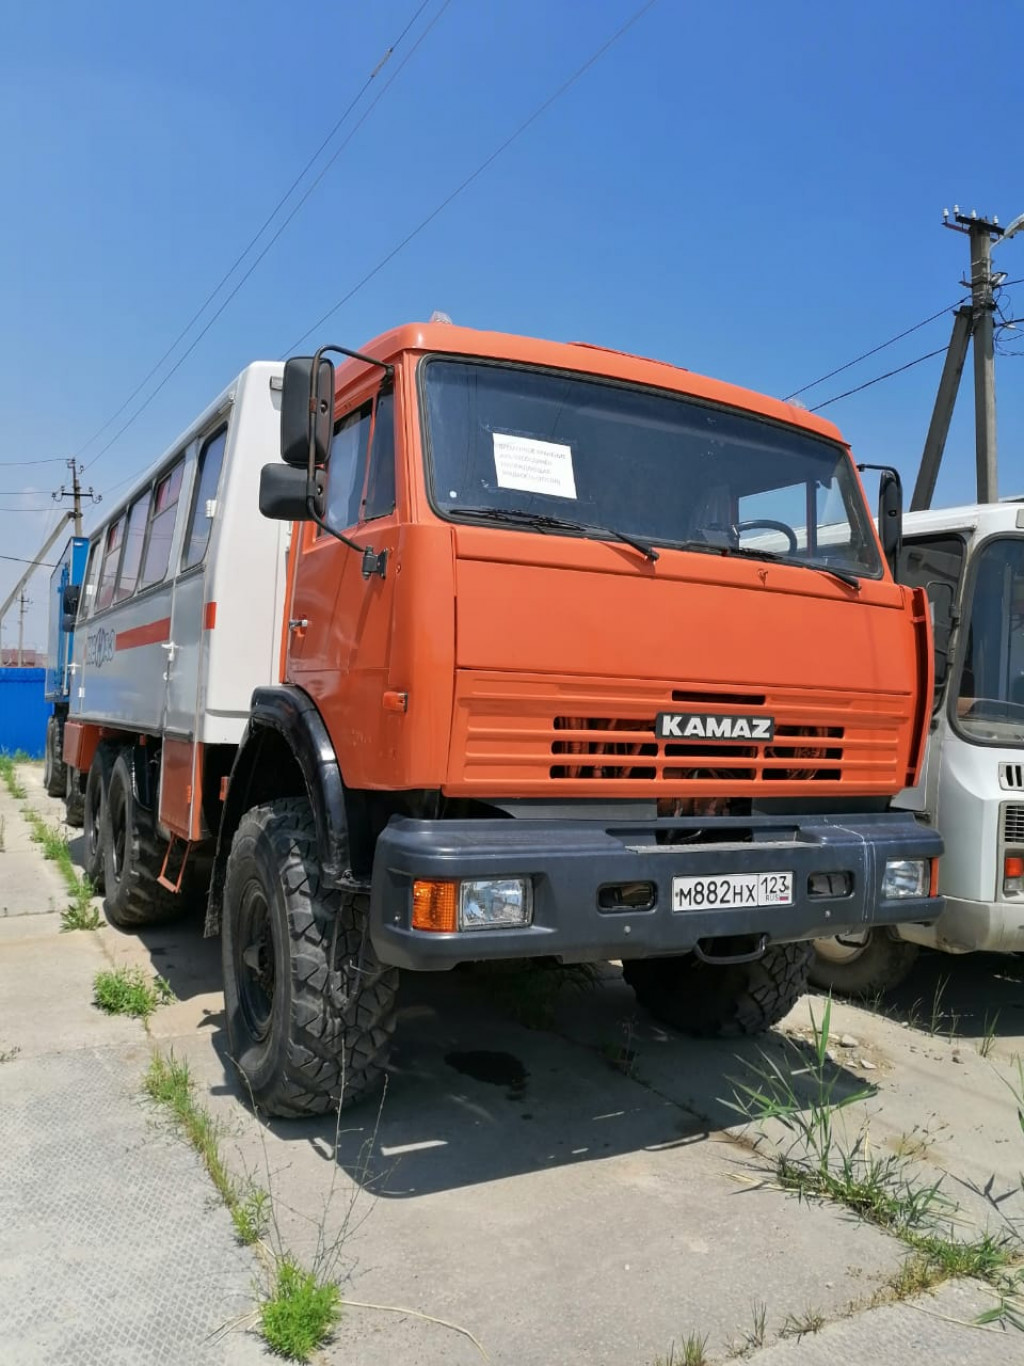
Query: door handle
xmin=289 ymin=618 xmax=309 ymax=632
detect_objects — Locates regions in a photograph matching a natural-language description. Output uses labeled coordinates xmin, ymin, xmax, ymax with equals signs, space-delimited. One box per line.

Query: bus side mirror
xmin=280 ymin=356 xmax=334 ymax=468
xmin=877 ymin=470 xmax=902 ymax=578
xmin=259 ymin=464 xmax=320 ymax=521
xmin=61 ymin=583 xmax=81 ymax=619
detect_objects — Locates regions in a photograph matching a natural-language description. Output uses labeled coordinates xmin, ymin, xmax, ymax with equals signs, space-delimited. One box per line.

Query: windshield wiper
xmin=454 ymin=507 xmax=659 ymax=562
xmin=724 ymin=544 xmax=862 ymax=591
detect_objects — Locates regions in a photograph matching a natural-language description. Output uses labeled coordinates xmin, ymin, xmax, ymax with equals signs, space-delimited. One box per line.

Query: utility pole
xmin=912 ymin=206 xmax=1023 ymax=510
xmin=52 ymin=458 xmax=98 ymax=535
xmin=16 ymin=590 xmax=30 ymax=668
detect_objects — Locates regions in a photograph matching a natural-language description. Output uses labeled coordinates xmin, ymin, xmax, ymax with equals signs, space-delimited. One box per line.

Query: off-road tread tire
xmin=44 ymin=717 xmax=67 ymax=797
xmin=623 ymin=942 xmax=813 ymax=1037
xmin=222 ymin=798 xmax=398 ymax=1119
xmin=102 ymin=751 xmax=182 ymax=928
xmin=808 ymin=932 xmax=919 ymax=997
xmin=64 ymin=765 xmax=85 ymax=828
xmin=83 ymin=743 xmax=116 ymax=892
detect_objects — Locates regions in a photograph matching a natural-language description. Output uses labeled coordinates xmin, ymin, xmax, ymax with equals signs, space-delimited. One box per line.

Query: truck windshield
xmin=422 ymin=359 xmax=881 ymax=577
xmin=956 ymin=536 xmax=1024 ymax=745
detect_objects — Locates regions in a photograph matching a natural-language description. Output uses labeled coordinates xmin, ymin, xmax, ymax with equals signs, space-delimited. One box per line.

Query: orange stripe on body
xmin=116 ymin=617 xmax=171 ymax=651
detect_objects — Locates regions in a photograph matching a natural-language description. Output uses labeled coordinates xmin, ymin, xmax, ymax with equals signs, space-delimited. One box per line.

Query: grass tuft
xmin=144 ymin=1052 xmax=269 ymax=1248
xmin=94 ymin=966 xmax=174 ymax=1019
xmin=60 ymin=881 xmax=101 ymax=932
xmin=0 ymin=753 xmax=27 ymax=800
xmin=260 ymin=1256 xmax=342 ymax=1362
xmin=729 ymin=997 xmax=1024 ymax=1330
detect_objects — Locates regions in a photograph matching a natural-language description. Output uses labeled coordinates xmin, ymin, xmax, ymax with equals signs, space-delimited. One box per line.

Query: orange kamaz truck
xmin=62 ymin=321 xmax=941 ymax=1117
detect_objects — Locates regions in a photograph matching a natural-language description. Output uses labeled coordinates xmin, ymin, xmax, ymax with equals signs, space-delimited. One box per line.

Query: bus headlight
xmin=882 ymin=859 xmax=928 ymax=899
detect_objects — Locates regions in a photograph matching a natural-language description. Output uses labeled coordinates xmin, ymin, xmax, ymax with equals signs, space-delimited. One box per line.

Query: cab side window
xmin=363 ymin=391 xmax=396 ymax=521
xmin=323 ymin=404 xmax=372 ymax=531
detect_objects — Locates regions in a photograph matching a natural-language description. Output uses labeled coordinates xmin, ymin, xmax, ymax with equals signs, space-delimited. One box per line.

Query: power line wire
xmin=0 ymin=457 xmax=66 ymax=468
xmin=0 ymin=552 xmax=56 ymax=568
xmin=784 ymin=300 xmax=965 ymax=402
xmin=809 ymin=347 xmax=948 ymax=412
xmin=77 ymin=0 xmax=441 ymax=481
xmin=288 ymin=0 xmax=661 ymax=351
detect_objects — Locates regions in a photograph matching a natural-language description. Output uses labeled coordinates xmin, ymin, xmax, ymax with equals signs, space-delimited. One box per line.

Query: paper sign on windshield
xmin=492 ymin=433 xmax=577 ymax=500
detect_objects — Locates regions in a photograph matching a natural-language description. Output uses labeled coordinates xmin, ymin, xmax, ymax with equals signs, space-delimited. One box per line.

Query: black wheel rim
xmin=108 ymin=779 xmax=127 ymax=884
xmin=236 ymin=882 xmax=275 ymax=1044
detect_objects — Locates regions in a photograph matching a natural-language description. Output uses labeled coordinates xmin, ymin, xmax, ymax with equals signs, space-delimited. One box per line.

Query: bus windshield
xmin=956 ymin=536 xmax=1024 ymax=745
xmin=421 ymin=359 xmax=882 ymax=578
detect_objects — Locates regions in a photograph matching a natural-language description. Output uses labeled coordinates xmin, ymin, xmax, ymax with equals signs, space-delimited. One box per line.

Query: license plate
xmin=672 ymin=871 xmax=794 ymax=911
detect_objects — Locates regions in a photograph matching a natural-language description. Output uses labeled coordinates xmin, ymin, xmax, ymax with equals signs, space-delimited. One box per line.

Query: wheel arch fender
xmin=205 ymin=686 xmax=352 ymax=936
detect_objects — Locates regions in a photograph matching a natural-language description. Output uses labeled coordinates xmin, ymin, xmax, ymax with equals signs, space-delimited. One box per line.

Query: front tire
xmin=101 ymin=751 xmax=181 ymax=928
xmin=809 ymin=930 xmax=919 ymax=997
xmin=623 ymin=942 xmax=812 ymax=1037
xmin=222 ymin=797 xmax=398 ymax=1118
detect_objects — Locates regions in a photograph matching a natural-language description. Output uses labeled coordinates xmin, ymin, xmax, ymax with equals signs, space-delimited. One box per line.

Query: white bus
xmin=811 ymin=498 xmax=1024 ymax=992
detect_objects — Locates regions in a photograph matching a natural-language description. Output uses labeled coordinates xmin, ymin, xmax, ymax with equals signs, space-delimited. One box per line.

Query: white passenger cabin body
xmin=890 ymin=499 xmax=1024 ymax=955
xmin=70 ymin=364 xmax=289 ymax=829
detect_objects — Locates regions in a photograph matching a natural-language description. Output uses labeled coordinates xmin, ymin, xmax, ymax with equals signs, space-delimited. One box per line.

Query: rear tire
xmin=65 ymin=765 xmax=85 ymax=828
xmin=102 ymin=751 xmax=182 ymax=928
xmin=809 ymin=931 xmax=919 ymax=997
xmin=623 ymin=942 xmax=812 ymax=1037
xmin=222 ymin=797 xmax=398 ymax=1118
xmin=44 ymin=717 xmax=67 ymax=797
xmin=82 ymin=744 xmax=115 ymax=892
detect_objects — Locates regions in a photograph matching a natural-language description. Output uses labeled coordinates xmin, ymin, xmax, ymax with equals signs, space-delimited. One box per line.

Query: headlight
xmin=882 ymin=859 xmax=928 ymax=899
xmin=459 ymin=878 xmax=533 ymax=930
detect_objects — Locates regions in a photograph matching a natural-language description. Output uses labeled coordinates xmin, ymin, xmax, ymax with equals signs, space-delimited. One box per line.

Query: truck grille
xmin=1002 ymin=803 xmax=1024 ymax=843
xmin=450 ymin=672 xmax=910 ymax=795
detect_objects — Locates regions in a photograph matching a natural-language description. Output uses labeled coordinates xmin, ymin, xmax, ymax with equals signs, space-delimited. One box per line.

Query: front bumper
xmin=897 ymin=895 xmax=1024 ymax=954
xmin=368 ymin=811 xmax=943 ymax=970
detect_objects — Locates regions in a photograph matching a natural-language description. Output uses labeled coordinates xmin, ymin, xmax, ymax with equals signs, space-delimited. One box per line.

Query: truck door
xmin=286 ymin=386 xmax=400 ymax=777
xmin=162 ymin=426 xmax=228 ymax=736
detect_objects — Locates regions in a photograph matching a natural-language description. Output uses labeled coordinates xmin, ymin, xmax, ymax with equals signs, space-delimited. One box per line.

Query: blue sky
xmin=3 ymin=0 xmax=1023 ymax=647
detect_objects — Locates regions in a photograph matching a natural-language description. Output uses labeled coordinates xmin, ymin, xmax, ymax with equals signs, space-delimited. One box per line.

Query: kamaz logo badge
xmin=655 ymin=713 xmax=775 ymax=741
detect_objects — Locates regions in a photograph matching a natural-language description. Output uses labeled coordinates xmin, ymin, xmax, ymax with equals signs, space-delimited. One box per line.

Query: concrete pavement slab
xmin=741 ymin=1277 xmax=1022 ymax=1365
xmin=0 ymin=779 xmax=67 ymax=917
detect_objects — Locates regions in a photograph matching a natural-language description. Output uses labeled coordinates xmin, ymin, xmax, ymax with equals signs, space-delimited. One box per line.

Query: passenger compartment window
xmin=182 ymin=429 xmax=227 ymax=571
xmin=323 ymin=403 xmax=372 ymax=532
xmin=114 ymin=493 xmax=150 ymax=602
xmin=95 ymin=516 xmax=125 ymax=613
xmin=898 ymin=535 xmax=964 ymax=695
xmin=140 ymin=460 xmax=184 ymax=589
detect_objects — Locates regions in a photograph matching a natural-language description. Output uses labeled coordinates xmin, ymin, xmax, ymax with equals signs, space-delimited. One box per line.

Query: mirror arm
xmin=300 ymin=344 xmax=393 ymax=580
xmin=303 ymin=487 xmax=387 ymax=580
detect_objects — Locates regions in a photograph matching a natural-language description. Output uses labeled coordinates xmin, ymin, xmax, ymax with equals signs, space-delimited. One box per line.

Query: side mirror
xmin=280 ymin=356 xmax=335 ymax=468
xmin=62 ymin=583 xmax=81 ymax=619
xmin=259 ymin=464 xmax=320 ymax=522
xmin=878 ymin=469 xmax=902 ymax=576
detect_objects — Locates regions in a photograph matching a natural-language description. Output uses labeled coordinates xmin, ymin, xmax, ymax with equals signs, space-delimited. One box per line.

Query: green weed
xmin=653 ymin=1333 xmax=710 ymax=1366
xmin=93 ymin=966 xmax=174 ymax=1019
xmin=0 ymin=1044 xmax=21 ymax=1064
xmin=780 ymin=1308 xmax=824 ymax=1339
xmin=60 ymin=880 xmax=101 ymax=931
xmin=729 ymin=998 xmax=1024 ymax=1330
xmin=260 ymin=1256 xmax=342 ymax=1362
xmin=144 ymin=1051 xmax=271 ymax=1248
xmin=0 ymin=753 xmax=27 ymax=800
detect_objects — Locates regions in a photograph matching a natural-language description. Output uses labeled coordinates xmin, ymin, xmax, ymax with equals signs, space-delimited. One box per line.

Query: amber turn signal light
xmin=412 ymin=879 xmax=458 ymax=932
xmin=1004 ymin=856 xmax=1024 ymax=880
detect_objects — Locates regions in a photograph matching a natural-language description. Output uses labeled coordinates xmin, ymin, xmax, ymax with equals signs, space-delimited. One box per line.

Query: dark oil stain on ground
xmin=445 ymin=1049 xmax=529 ymax=1099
